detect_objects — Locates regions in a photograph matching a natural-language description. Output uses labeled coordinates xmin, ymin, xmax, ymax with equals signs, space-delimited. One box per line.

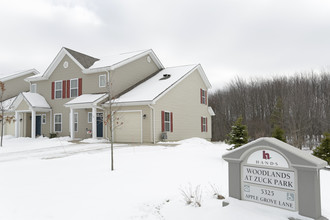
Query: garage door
xmin=113 ymin=111 xmax=142 ymax=143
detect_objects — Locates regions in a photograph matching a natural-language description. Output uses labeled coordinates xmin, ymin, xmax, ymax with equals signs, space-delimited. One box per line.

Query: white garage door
xmin=113 ymin=111 xmax=142 ymax=143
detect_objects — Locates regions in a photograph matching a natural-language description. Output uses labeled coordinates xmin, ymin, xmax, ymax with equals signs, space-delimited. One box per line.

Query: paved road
xmin=0 ymin=143 xmax=112 ymax=162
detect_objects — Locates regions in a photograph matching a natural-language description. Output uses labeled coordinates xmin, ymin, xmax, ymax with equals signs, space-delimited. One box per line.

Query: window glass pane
xmin=71 ymin=89 xmax=78 ymax=97
xmin=55 ymin=82 xmax=62 ymax=90
xmin=31 ymin=84 xmax=36 ymax=93
xmin=55 ymin=115 xmax=61 ymax=123
xmin=71 ymin=79 xmax=78 ymax=88
xmin=55 ymin=124 xmax=61 ymax=132
xmin=99 ymin=75 xmax=106 ymax=87
xmin=88 ymin=112 xmax=92 ymax=123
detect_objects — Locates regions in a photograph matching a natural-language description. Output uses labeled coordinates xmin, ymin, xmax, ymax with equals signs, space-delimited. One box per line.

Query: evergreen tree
xmin=272 ymin=125 xmax=286 ymax=142
xmin=270 ymin=97 xmax=286 ymax=142
xmin=227 ymin=116 xmax=249 ymax=150
xmin=312 ymin=133 xmax=330 ymax=165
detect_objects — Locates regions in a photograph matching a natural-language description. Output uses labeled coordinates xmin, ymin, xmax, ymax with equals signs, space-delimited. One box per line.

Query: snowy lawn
xmin=0 ymin=137 xmax=329 ymax=220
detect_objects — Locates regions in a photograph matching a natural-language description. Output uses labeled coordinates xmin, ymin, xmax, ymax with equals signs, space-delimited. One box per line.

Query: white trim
xmin=54 ymin=113 xmax=62 ymax=133
xmin=99 ymin=74 xmax=106 ymax=87
xmin=1 ymin=69 xmax=39 ymax=82
xmin=41 ymin=114 xmax=46 ymax=124
xmin=30 ymin=84 xmax=37 ymax=93
xmin=70 ymin=78 xmax=78 ymax=98
xmin=74 ymin=112 xmax=78 ymax=132
xmin=54 ymin=80 xmax=62 ymax=99
xmin=88 ymin=112 xmax=92 ymax=123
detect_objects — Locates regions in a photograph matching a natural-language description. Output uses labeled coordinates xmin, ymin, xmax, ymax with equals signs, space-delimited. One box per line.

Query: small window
xmin=201 ymin=89 xmax=207 ymax=104
xmin=201 ymin=117 xmax=207 ymax=132
xmin=74 ymin=113 xmax=78 ymax=132
xmin=42 ymin=114 xmax=46 ymax=124
xmin=55 ymin=81 xmax=62 ymax=99
xmin=71 ymin=79 xmax=78 ymax=98
xmin=99 ymin=74 xmax=106 ymax=87
xmin=31 ymin=84 xmax=37 ymax=93
xmin=164 ymin=112 xmax=171 ymax=132
xmin=88 ymin=112 xmax=92 ymax=123
xmin=54 ymin=114 xmax=62 ymax=132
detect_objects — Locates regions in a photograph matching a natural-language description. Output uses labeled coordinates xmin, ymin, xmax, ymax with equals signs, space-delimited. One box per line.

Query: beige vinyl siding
xmin=2 ymin=73 xmax=35 ymax=100
xmin=16 ymin=99 xmax=30 ymax=111
xmin=34 ymin=54 xmax=160 ymax=139
xmin=154 ymin=69 xmax=212 ymax=142
xmin=106 ymin=105 xmax=152 ymax=143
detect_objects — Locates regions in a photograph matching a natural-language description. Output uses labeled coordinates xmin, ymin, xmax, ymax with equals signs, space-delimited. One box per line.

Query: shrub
xmin=180 ymin=184 xmax=202 ymax=207
xmin=313 ymin=133 xmax=330 ymax=165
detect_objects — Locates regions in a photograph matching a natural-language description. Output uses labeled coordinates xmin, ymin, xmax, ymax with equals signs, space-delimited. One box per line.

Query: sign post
xmin=222 ymin=137 xmax=328 ymax=220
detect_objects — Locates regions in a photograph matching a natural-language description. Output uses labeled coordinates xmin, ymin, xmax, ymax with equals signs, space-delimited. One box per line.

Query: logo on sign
xmin=247 ymin=149 xmax=289 ymax=168
xmin=263 ymin=151 xmax=270 ymax=160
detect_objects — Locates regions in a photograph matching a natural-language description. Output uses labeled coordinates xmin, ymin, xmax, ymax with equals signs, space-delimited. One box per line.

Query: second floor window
xmin=30 ymin=84 xmax=37 ymax=93
xmin=99 ymin=74 xmax=106 ymax=87
xmin=55 ymin=81 xmax=62 ymax=99
xmin=71 ymin=79 xmax=78 ymax=97
xmin=201 ymin=89 xmax=207 ymax=105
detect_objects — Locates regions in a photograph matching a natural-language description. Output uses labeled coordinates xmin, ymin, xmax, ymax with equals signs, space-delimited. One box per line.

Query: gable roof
xmin=25 ymin=48 xmax=164 ymax=82
xmin=107 ymin=64 xmax=211 ymax=106
xmin=64 ymin=47 xmax=100 ymax=68
xmin=0 ymin=69 xmax=39 ymax=82
xmin=64 ymin=93 xmax=108 ymax=109
xmin=83 ymin=49 xmax=164 ymax=74
xmin=11 ymin=92 xmax=51 ymax=111
xmin=222 ymin=137 xmax=327 ymax=169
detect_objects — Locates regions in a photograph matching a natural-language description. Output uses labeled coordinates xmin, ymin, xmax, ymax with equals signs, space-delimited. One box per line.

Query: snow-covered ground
xmin=0 ymin=136 xmax=329 ymax=220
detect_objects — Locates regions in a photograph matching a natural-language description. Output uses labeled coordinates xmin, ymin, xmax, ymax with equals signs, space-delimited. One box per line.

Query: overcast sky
xmin=1 ymin=0 xmax=330 ymax=90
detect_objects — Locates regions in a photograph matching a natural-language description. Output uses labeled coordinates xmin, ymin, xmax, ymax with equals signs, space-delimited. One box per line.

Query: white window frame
xmin=99 ymin=74 xmax=106 ymax=88
xmin=201 ymin=89 xmax=206 ymax=104
xmin=31 ymin=84 xmax=37 ymax=93
xmin=42 ymin=114 xmax=46 ymax=124
xmin=70 ymin=78 xmax=78 ymax=98
xmin=88 ymin=112 xmax=92 ymax=123
xmin=74 ymin=112 xmax=78 ymax=132
xmin=54 ymin=113 xmax=62 ymax=132
xmin=164 ymin=111 xmax=171 ymax=132
xmin=202 ymin=116 xmax=207 ymax=132
xmin=55 ymin=81 xmax=62 ymax=99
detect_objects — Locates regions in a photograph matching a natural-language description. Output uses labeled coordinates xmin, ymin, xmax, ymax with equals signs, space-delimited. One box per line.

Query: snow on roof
xmin=22 ymin=92 xmax=51 ymax=109
xmin=0 ymin=69 xmax=39 ymax=82
xmin=65 ymin=93 xmax=108 ymax=106
xmin=89 ymin=50 xmax=149 ymax=69
xmin=112 ymin=65 xmax=197 ymax=105
xmin=1 ymin=96 xmax=17 ymax=111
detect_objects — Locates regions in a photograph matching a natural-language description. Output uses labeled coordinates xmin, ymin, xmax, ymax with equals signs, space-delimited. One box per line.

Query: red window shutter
xmin=161 ymin=111 xmax=165 ymax=132
xmin=51 ymin=82 xmax=55 ymax=99
xmin=200 ymin=89 xmax=203 ymax=103
xmin=67 ymin=80 xmax=70 ymax=98
xmin=201 ymin=117 xmax=203 ymax=132
xmin=170 ymin=112 xmax=173 ymax=132
xmin=78 ymin=78 xmax=82 ymax=96
xmin=206 ymin=117 xmax=208 ymax=132
xmin=62 ymin=80 xmax=66 ymax=99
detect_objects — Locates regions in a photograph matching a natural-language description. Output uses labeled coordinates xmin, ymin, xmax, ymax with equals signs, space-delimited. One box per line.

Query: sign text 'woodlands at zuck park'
xmin=222 ymin=137 xmax=328 ymax=220
xmin=241 ymin=149 xmax=296 ymax=211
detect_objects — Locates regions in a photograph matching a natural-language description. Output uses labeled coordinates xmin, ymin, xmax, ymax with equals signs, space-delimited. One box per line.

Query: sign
xmin=242 ymin=184 xmax=296 ymax=211
xmin=242 ymin=166 xmax=295 ymax=190
xmin=222 ymin=137 xmax=328 ymax=219
xmin=247 ymin=149 xmax=289 ymax=168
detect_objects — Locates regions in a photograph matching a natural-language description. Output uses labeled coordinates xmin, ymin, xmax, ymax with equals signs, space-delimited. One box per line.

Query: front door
xmin=36 ymin=115 xmax=41 ymax=136
xmin=97 ymin=113 xmax=103 ymax=138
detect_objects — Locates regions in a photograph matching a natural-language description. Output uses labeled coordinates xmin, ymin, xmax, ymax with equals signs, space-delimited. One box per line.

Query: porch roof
xmin=11 ymin=92 xmax=51 ymax=112
xmin=64 ymin=93 xmax=108 ymax=109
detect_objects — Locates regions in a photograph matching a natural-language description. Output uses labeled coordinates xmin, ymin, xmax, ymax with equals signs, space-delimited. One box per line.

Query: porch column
xmin=15 ymin=111 xmax=19 ymax=138
xmin=92 ymin=107 xmax=97 ymax=139
xmin=70 ymin=108 xmax=75 ymax=140
xmin=31 ymin=110 xmax=36 ymax=138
